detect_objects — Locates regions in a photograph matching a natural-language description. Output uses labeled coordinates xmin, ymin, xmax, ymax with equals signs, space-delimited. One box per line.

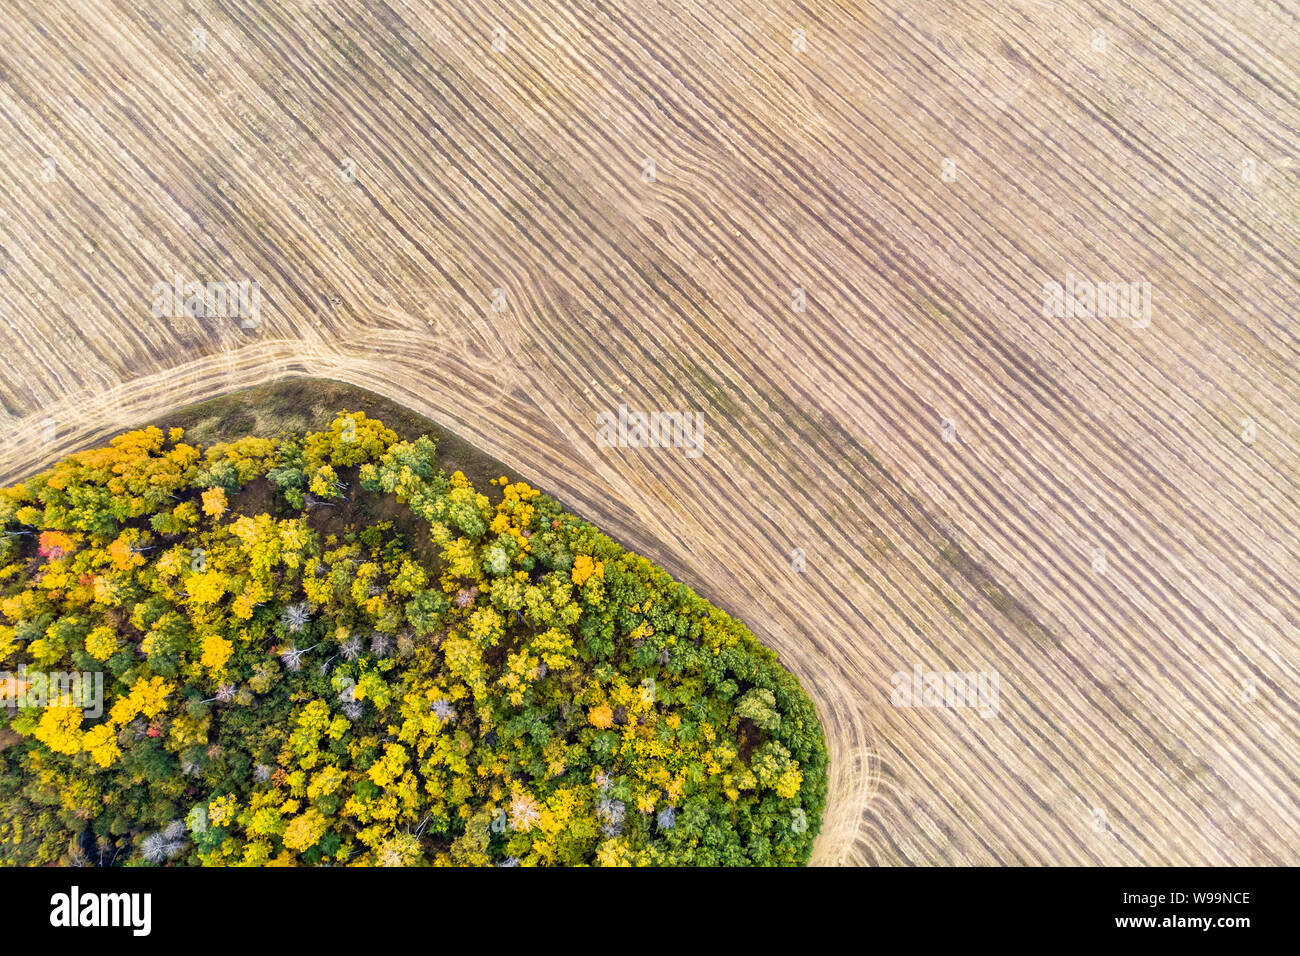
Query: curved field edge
xmin=121 ymin=378 xmax=529 ymax=502
xmin=0 ymin=392 xmax=828 ymax=866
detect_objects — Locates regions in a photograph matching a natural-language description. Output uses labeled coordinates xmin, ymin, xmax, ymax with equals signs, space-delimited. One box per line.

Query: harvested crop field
xmin=0 ymin=0 xmax=1297 ymax=865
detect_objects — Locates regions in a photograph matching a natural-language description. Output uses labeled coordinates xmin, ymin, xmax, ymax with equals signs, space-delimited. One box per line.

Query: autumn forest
xmin=0 ymin=411 xmax=826 ymax=866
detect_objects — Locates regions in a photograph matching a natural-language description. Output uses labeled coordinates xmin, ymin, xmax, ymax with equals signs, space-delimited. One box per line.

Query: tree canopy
xmin=0 ymin=412 xmax=826 ymax=866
